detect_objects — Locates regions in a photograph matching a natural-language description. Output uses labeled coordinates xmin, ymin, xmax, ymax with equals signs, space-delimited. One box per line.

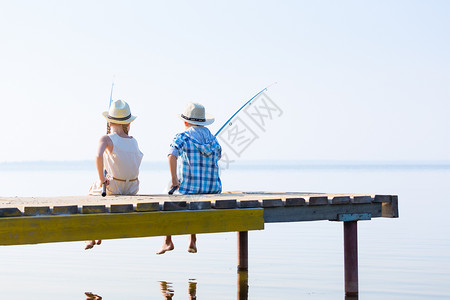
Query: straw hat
xmin=178 ymin=102 xmax=215 ymax=126
xmin=102 ymin=100 xmax=136 ymax=124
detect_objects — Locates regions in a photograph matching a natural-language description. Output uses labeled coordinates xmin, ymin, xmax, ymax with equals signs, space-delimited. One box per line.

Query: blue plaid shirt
xmin=169 ymin=126 xmax=222 ymax=194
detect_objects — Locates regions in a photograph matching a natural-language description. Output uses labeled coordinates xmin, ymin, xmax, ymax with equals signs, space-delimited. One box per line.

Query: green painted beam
xmin=0 ymin=208 xmax=264 ymax=246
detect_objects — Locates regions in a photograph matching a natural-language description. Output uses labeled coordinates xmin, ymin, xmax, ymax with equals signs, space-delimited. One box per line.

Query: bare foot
xmin=85 ymin=240 xmax=96 ymax=250
xmin=188 ymin=242 xmax=197 ymax=253
xmin=96 ymin=240 xmax=102 ymax=245
xmin=157 ymin=242 xmax=174 ymax=255
xmin=188 ymin=235 xmax=197 ymax=253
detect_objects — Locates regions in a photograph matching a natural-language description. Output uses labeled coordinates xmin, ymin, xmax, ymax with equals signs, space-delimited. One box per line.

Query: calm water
xmin=0 ymin=161 xmax=449 ymax=299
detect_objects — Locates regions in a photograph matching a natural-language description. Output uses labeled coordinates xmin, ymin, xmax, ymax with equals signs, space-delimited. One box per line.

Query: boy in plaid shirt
xmin=157 ymin=102 xmax=222 ymax=255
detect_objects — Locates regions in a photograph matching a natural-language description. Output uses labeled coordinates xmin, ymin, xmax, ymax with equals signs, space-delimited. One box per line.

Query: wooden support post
xmin=237 ymin=231 xmax=248 ymax=271
xmin=237 ymin=270 xmax=249 ymax=300
xmin=344 ymin=221 xmax=358 ymax=296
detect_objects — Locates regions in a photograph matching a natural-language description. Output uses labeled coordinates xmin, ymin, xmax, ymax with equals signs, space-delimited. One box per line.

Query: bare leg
xmin=96 ymin=240 xmax=102 ymax=245
xmin=188 ymin=234 xmax=197 ymax=253
xmin=157 ymin=236 xmax=174 ymax=255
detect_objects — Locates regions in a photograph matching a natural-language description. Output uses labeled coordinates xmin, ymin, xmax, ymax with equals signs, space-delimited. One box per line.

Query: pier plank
xmin=163 ymin=201 xmax=188 ymax=211
xmin=285 ymin=198 xmax=306 ymax=206
xmin=136 ymin=202 xmax=159 ymax=212
xmin=110 ymin=204 xmax=134 ymax=213
xmin=0 ymin=208 xmax=21 ymax=217
xmin=238 ymin=200 xmax=260 ymax=208
xmin=24 ymin=206 xmax=51 ymax=216
xmin=82 ymin=205 xmax=107 ymax=214
xmin=352 ymin=196 xmax=372 ymax=204
xmin=373 ymin=195 xmax=392 ymax=203
xmin=213 ymin=199 xmax=237 ymax=209
xmin=332 ymin=196 xmax=351 ymax=205
xmin=52 ymin=205 xmax=78 ymax=215
xmin=261 ymin=199 xmax=283 ymax=208
xmin=308 ymin=196 xmax=329 ymax=205
xmin=189 ymin=201 xmax=212 ymax=210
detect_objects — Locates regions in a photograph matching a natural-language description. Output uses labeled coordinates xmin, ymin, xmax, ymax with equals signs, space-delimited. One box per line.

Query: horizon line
xmin=1 ymin=160 xmax=450 ymax=172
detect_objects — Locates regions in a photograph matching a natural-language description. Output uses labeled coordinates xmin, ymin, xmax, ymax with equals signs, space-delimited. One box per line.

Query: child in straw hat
xmin=86 ymin=99 xmax=143 ymax=250
xmin=157 ymin=102 xmax=222 ymax=255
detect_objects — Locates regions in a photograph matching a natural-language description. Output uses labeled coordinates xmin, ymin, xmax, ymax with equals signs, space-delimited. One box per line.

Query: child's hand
xmin=168 ymin=179 xmax=180 ymax=195
xmin=102 ymin=178 xmax=110 ymax=186
xmin=171 ymin=178 xmax=180 ymax=189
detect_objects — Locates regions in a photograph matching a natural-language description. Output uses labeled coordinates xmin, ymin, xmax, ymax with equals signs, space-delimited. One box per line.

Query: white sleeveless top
xmin=89 ymin=133 xmax=143 ymax=196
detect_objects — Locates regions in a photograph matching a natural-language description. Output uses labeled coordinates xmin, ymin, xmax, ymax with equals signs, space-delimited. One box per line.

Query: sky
xmin=0 ymin=0 xmax=449 ymax=163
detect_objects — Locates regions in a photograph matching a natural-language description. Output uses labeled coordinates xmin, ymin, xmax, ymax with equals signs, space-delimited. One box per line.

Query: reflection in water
xmin=188 ymin=279 xmax=197 ymax=300
xmin=159 ymin=281 xmax=175 ymax=299
xmin=158 ymin=273 xmax=249 ymax=300
xmin=237 ymin=270 xmax=249 ymax=300
xmin=159 ymin=279 xmax=197 ymax=300
xmin=84 ymin=292 xmax=102 ymax=300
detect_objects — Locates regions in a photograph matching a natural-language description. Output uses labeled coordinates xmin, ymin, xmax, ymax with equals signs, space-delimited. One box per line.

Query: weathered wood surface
xmin=0 ymin=192 xmax=398 ymax=216
xmin=0 ymin=192 xmax=398 ymax=246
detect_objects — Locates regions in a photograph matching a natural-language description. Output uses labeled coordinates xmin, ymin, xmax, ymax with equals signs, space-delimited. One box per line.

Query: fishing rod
xmin=214 ymin=82 xmax=277 ymax=137
xmin=108 ymin=81 xmax=114 ymax=108
xmin=102 ymin=81 xmax=115 ymax=197
xmin=168 ymin=82 xmax=277 ymax=195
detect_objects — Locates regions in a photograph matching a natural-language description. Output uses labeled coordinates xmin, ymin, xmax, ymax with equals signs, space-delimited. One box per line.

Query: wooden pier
xmin=0 ymin=192 xmax=398 ymax=296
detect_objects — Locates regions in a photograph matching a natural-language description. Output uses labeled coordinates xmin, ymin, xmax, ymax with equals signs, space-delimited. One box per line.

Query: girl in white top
xmin=86 ymin=99 xmax=143 ymax=250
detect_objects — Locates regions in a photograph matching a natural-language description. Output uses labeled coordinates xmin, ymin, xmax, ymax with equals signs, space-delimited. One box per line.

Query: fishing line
xmin=102 ymin=80 xmax=115 ymax=197
xmin=214 ymin=82 xmax=277 ymax=137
